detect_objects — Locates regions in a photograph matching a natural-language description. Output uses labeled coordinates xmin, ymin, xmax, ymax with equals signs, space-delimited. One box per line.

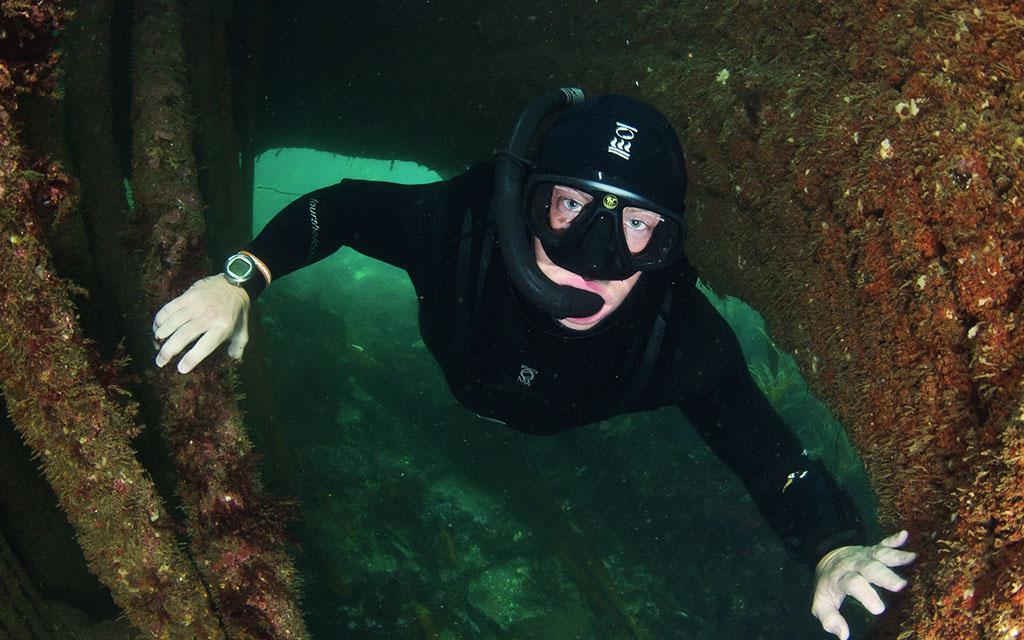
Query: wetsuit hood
xmin=490 ymin=89 xmax=688 ymax=319
xmin=533 ymin=95 xmax=687 ymax=217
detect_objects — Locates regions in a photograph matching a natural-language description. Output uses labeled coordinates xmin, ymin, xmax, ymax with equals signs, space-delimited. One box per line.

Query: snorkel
xmin=489 ymin=87 xmax=605 ymax=319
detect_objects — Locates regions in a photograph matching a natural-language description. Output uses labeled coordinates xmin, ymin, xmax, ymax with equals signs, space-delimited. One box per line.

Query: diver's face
xmin=533 ymin=184 xmax=644 ymax=330
xmin=534 ymin=237 xmax=641 ymax=331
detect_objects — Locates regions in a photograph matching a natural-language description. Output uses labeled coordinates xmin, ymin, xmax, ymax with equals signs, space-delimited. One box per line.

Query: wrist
xmin=815 ymin=545 xmax=851 ymax=578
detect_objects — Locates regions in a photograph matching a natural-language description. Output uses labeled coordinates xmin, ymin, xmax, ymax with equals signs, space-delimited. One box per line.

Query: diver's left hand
xmin=811 ymin=530 xmax=916 ymax=640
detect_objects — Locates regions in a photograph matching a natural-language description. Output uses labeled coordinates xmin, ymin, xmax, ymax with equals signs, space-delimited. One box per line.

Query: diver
xmin=152 ymin=89 xmax=915 ymax=639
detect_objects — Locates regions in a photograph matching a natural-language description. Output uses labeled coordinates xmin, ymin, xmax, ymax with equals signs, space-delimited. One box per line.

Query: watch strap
xmin=237 ymin=251 xmax=272 ymax=286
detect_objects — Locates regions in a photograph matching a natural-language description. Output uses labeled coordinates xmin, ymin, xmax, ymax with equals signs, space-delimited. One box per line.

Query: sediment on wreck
xmin=129 ymin=1 xmax=308 ymax=638
xmin=0 ymin=218 xmax=226 ymax=640
xmin=672 ymin=2 xmax=1024 ymax=637
xmin=0 ymin=6 xmax=225 ymax=638
xmin=1 ymin=0 xmax=309 ymax=637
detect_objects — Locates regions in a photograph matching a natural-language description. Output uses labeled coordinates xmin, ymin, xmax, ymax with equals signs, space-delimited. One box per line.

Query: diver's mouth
xmin=562 ymin=310 xmax=608 ymax=325
xmin=554 ymin=280 xmax=612 ymax=326
xmin=561 ymin=275 xmax=608 ymax=297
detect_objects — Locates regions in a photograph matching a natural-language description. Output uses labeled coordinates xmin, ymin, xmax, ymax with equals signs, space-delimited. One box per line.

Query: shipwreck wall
xmin=1 ymin=1 xmax=306 ymax=638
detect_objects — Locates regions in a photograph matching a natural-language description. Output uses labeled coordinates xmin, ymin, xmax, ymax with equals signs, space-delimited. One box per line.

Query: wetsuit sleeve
xmin=240 ymin=178 xmax=448 ymax=299
xmin=668 ymin=291 xmax=865 ymax=566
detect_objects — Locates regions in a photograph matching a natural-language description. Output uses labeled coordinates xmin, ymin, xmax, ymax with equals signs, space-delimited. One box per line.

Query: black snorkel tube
xmin=489 ymin=87 xmax=605 ymax=319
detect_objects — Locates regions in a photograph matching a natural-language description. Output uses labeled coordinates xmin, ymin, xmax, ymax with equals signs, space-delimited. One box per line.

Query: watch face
xmin=225 ymin=254 xmax=255 ymax=283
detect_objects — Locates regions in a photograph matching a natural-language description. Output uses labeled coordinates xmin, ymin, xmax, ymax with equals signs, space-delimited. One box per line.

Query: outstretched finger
xmin=840 ymin=572 xmax=885 ymax=615
xmin=176 ymin=330 xmax=228 ymax=373
xmin=153 ymin=306 xmax=196 ymax=343
xmin=874 ymin=545 xmax=917 ymax=568
xmin=155 ymin=318 xmax=207 ymax=368
xmin=880 ymin=530 xmax=909 ymax=548
xmin=861 ymin=561 xmax=909 ymax=593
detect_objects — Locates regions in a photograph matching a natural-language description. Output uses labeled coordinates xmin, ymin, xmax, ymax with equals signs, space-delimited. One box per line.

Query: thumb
xmin=226 ymin=315 xmax=249 ymax=360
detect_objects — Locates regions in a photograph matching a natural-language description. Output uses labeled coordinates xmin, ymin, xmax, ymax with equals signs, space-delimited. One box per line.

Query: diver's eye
xmin=559 ymin=197 xmax=584 ymax=214
xmin=622 ymin=209 xmax=664 ymax=253
xmin=547 ymin=185 xmax=594 ymax=231
xmin=623 ymin=209 xmax=662 ymax=231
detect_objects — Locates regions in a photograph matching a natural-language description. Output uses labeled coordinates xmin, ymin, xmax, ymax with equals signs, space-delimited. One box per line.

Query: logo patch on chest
xmin=517 ymin=365 xmax=538 ymax=386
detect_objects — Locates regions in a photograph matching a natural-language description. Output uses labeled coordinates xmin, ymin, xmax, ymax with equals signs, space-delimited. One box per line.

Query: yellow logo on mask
xmin=602 ymin=194 xmax=618 ymax=209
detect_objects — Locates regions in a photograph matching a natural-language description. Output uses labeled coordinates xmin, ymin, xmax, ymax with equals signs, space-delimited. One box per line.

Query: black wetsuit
xmin=244 ymin=163 xmax=864 ymax=564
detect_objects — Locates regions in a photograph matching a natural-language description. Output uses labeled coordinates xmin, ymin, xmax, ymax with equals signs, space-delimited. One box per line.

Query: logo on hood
xmin=607 ymin=122 xmax=638 ymax=160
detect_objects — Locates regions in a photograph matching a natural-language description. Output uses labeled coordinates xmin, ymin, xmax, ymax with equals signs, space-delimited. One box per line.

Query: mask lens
xmin=527 ymin=183 xmax=598 ymax=243
xmin=621 ymin=207 xmax=663 ymax=254
xmin=525 ymin=178 xmax=685 ymax=275
xmin=624 ymin=208 xmax=682 ymax=268
xmin=549 ymin=185 xmax=594 ymax=233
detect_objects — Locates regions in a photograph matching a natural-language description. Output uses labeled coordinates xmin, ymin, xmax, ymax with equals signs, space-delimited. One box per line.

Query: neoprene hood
xmin=532 ymin=95 xmax=687 ymax=218
xmin=490 ymin=89 xmax=688 ymax=319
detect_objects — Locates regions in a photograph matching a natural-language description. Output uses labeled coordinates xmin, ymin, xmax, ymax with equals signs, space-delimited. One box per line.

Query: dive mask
xmin=525 ymin=174 xmax=686 ymax=281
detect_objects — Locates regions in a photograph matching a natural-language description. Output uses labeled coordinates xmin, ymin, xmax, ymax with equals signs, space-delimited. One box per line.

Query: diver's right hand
xmin=152 ymin=274 xmax=250 ymax=374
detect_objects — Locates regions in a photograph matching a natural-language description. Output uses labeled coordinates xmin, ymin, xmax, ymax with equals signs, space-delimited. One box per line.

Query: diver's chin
xmin=532 ymin=238 xmax=639 ymax=330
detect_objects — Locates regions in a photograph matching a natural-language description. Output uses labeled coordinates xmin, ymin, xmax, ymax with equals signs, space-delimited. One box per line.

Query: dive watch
xmin=224 ymin=252 xmax=257 ymax=285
